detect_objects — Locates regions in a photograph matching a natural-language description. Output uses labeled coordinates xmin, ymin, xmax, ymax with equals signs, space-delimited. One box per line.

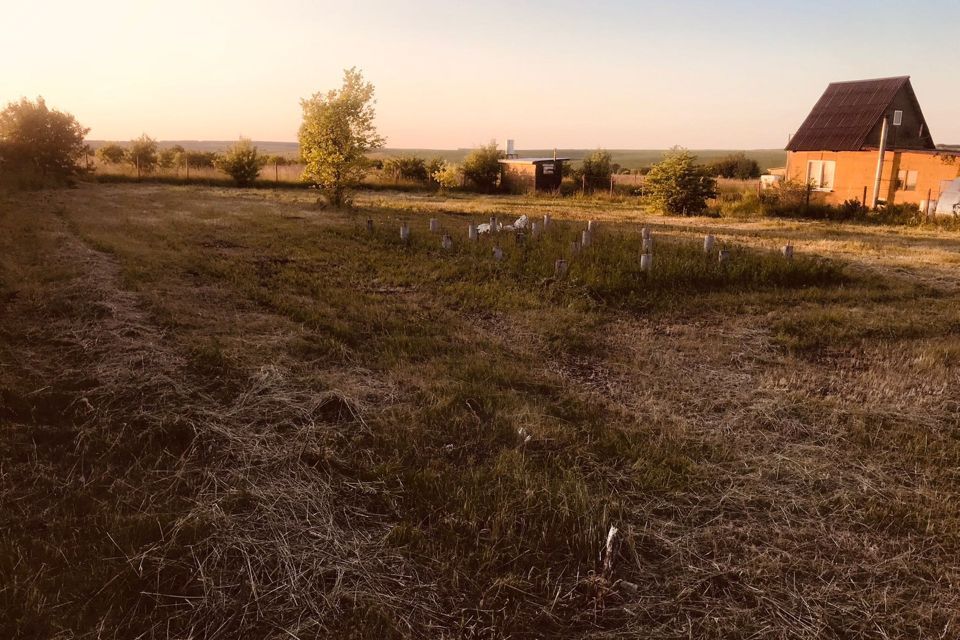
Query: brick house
xmin=785 ymin=76 xmax=959 ymax=209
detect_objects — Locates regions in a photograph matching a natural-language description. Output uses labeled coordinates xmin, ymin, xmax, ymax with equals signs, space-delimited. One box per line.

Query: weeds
xmin=2 ymin=183 xmax=959 ymax=638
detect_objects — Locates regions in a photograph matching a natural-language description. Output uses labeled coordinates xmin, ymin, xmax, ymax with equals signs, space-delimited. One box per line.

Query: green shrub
xmin=462 ymin=141 xmax=503 ymax=192
xmin=645 ymin=148 xmax=717 ymax=215
xmin=215 ymin=138 xmax=266 ymax=187
xmin=95 ymin=144 xmax=126 ymax=165
xmin=707 ymin=153 xmax=762 ymax=179
xmin=127 ymin=134 xmax=158 ymax=177
xmin=574 ymin=149 xmax=613 ymax=190
xmin=383 ymin=155 xmax=429 ymax=182
xmin=0 ymin=97 xmax=89 ymax=183
xmin=432 ymin=161 xmax=463 ymax=189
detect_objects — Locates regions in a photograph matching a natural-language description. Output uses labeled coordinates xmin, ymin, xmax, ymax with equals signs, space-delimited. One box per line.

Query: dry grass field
xmin=2 ymin=184 xmax=959 ymax=639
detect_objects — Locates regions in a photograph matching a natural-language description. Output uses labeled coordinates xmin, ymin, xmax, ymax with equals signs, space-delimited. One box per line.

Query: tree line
xmin=0 ymin=68 xmax=756 ymax=213
xmin=96 ymin=136 xmax=293 ymax=186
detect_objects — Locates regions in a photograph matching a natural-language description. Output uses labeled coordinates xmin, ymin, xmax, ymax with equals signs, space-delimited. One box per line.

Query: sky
xmin=2 ymin=0 xmax=958 ymax=149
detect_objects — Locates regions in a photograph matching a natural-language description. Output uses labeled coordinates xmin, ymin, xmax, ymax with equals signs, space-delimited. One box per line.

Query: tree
xmin=576 ymin=149 xmax=614 ymax=190
xmin=645 ymin=148 xmax=717 ymax=215
xmin=127 ymin=134 xmax=158 ymax=178
xmin=432 ymin=161 xmax=463 ymax=189
xmin=96 ymin=143 xmax=126 ymax=164
xmin=383 ymin=155 xmax=428 ymax=182
xmin=707 ymin=153 xmax=761 ymax=180
xmin=0 ymin=97 xmax=88 ymax=180
xmin=461 ymin=141 xmax=503 ymax=191
xmin=426 ymin=157 xmax=446 ymax=184
xmin=157 ymin=147 xmax=179 ymax=170
xmin=185 ymin=151 xmax=217 ymax=169
xmin=299 ymin=67 xmax=384 ymax=207
xmin=215 ymin=138 xmax=266 ymax=187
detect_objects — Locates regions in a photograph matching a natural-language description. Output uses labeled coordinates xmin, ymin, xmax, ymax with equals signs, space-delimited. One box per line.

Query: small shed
xmin=499 ymin=157 xmax=569 ymax=193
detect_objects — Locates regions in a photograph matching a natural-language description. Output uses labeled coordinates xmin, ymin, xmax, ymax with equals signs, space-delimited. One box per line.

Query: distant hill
xmin=85 ymin=141 xmax=787 ymax=171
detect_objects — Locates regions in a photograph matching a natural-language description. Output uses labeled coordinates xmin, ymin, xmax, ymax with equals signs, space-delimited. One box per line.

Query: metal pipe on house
xmin=870 ymin=116 xmax=890 ymax=209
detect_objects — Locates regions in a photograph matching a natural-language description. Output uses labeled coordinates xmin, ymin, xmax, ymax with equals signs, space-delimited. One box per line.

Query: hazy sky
xmin=3 ymin=0 xmax=958 ymax=148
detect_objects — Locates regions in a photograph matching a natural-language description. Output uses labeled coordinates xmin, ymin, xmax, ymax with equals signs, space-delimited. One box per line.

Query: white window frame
xmin=806 ymin=160 xmax=836 ymax=192
xmin=897 ymin=169 xmax=918 ymax=192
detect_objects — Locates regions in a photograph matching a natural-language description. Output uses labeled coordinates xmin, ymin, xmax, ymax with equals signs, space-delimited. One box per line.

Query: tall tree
xmin=0 ymin=97 xmax=88 ymax=180
xmin=299 ymin=68 xmax=384 ymax=207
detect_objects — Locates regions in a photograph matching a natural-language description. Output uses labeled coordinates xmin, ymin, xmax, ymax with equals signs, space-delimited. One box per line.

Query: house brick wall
xmin=786 ymin=150 xmax=959 ymax=206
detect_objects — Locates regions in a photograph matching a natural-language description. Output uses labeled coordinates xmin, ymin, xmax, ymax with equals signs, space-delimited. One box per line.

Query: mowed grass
xmin=2 ymin=184 xmax=960 ymax=638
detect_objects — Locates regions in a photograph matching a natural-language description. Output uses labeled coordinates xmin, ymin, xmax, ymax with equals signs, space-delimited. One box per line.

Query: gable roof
xmin=786 ymin=76 xmax=933 ymax=152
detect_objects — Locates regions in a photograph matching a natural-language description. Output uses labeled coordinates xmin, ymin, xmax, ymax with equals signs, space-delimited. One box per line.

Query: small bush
xmin=462 ymin=141 xmax=503 ymax=192
xmin=215 ymin=138 xmax=266 ymax=187
xmin=383 ymin=155 xmax=429 ymax=182
xmin=645 ymin=148 xmax=718 ymax=215
xmin=127 ymin=134 xmax=158 ymax=177
xmin=432 ymin=161 xmax=463 ymax=189
xmin=574 ymin=149 xmax=613 ymax=191
xmin=95 ymin=144 xmax=126 ymax=165
xmin=707 ymin=153 xmax=762 ymax=179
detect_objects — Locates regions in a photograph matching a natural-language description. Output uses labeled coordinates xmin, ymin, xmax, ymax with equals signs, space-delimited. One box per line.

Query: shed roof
xmin=786 ymin=76 xmax=929 ymax=152
xmin=499 ymin=157 xmax=570 ymax=164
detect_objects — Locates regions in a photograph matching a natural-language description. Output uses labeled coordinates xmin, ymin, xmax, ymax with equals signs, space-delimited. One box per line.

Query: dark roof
xmin=786 ymin=76 xmax=916 ymax=152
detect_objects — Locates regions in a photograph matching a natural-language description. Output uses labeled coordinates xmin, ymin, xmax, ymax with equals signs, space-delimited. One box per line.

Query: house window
xmin=806 ymin=160 xmax=836 ymax=191
xmin=897 ymin=170 xmax=918 ymax=191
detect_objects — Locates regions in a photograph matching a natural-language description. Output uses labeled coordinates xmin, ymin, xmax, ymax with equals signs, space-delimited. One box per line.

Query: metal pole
xmin=871 ymin=116 xmax=890 ymax=209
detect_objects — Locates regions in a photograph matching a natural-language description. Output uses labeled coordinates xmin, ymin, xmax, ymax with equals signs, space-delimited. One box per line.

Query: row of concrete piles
xmin=380 ymin=217 xmax=796 ymax=276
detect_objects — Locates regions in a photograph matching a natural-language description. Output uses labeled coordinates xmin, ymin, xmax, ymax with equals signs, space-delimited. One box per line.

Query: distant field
xmin=371 ymin=148 xmax=789 ymax=171
xmin=86 ymin=140 xmax=788 ymax=171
